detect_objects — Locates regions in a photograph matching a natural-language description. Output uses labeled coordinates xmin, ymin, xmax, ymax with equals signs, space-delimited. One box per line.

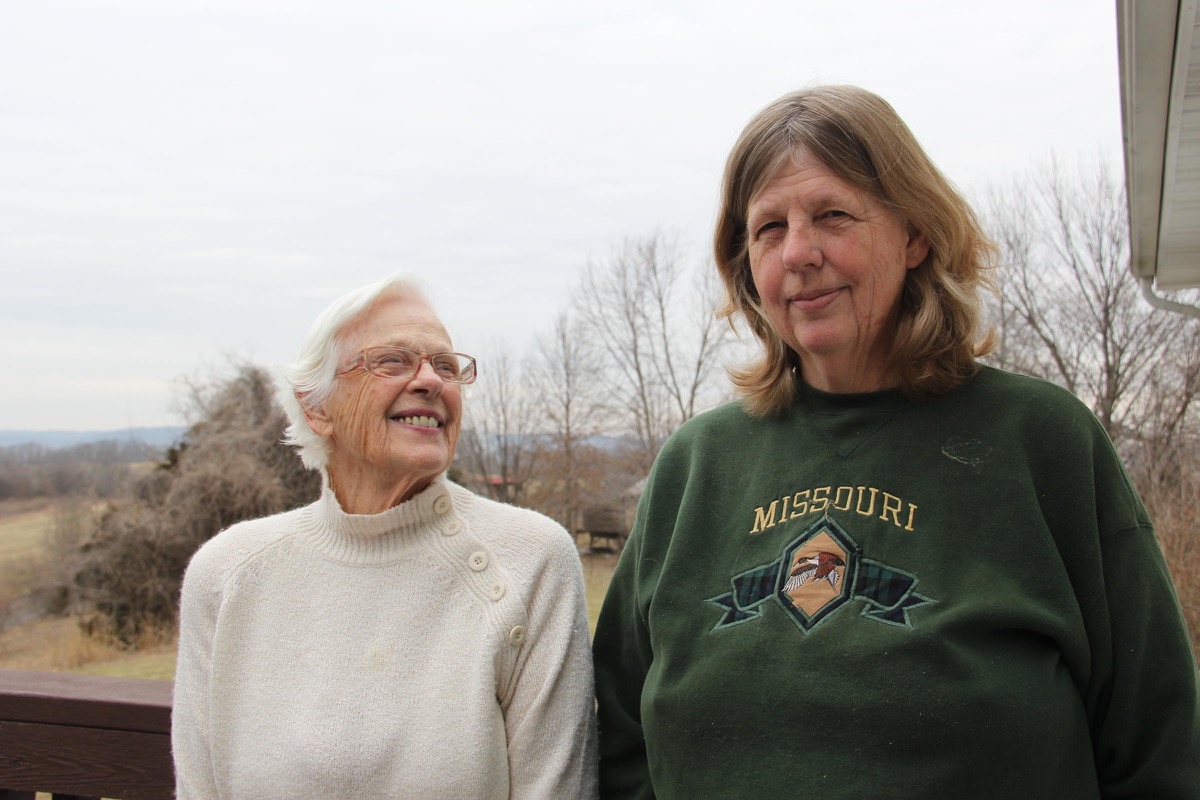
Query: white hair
xmin=277 ymin=273 xmax=433 ymax=470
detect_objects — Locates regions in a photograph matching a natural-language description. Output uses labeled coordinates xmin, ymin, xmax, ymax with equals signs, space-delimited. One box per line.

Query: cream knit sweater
xmin=172 ymin=475 xmax=598 ymax=799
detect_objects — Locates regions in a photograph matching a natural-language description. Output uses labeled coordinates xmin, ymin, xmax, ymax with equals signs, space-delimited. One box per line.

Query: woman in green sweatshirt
xmin=593 ymin=85 xmax=1199 ymax=799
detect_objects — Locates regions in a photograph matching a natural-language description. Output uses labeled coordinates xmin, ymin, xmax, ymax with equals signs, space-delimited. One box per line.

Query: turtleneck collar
xmin=300 ymin=473 xmax=460 ymax=564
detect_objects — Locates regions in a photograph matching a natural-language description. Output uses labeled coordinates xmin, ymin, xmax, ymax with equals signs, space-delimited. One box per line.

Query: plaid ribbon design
xmin=853 ymin=559 xmax=935 ymax=626
xmin=706 ymin=561 xmax=785 ymax=628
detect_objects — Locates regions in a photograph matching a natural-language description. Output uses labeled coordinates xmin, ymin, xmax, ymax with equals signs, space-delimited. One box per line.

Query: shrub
xmin=1143 ymin=467 xmax=1200 ymax=662
xmin=73 ymin=364 xmax=319 ymax=644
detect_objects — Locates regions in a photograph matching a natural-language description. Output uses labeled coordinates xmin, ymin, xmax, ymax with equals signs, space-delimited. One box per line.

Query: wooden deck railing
xmin=0 ymin=669 xmax=173 ymax=800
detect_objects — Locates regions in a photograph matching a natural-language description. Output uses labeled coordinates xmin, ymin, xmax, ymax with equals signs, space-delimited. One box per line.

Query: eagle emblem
xmin=783 ymin=551 xmax=846 ymax=592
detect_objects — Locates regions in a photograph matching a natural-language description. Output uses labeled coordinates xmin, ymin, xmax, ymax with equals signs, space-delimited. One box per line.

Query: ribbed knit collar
xmin=792 ymin=379 xmax=913 ymax=416
xmin=301 ymin=473 xmax=457 ymax=564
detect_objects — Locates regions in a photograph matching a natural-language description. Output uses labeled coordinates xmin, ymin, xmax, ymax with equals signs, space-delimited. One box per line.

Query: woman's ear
xmin=300 ymin=394 xmax=334 ymax=437
xmin=904 ymin=223 xmax=930 ymax=270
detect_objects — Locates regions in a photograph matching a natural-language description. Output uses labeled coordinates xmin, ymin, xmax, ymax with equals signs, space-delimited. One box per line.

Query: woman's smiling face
xmin=305 ymin=294 xmax=462 ymax=506
xmin=746 ymin=149 xmax=929 ymax=393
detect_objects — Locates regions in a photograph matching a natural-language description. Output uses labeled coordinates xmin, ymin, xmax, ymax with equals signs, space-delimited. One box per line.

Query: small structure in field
xmin=578 ymin=505 xmax=629 ymax=552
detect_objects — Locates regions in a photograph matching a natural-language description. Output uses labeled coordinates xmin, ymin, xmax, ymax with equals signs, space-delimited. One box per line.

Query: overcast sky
xmin=1 ymin=0 xmax=1123 ymax=432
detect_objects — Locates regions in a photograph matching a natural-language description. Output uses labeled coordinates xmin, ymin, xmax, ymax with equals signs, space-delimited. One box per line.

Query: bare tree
xmin=1136 ymin=321 xmax=1200 ymax=490
xmin=524 ymin=311 xmax=608 ymax=531
xmin=985 ymin=158 xmax=1197 ymax=444
xmin=574 ymin=232 xmax=731 ymax=468
xmin=456 ymin=345 xmax=539 ymax=505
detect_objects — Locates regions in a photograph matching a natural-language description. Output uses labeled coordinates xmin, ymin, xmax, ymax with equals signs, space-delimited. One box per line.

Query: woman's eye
xmin=819 ymin=209 xmax=850 ymax=221
xmin=432 ymin=358 xmax=460 ymax=376
xmin=376 ymin=352 xmax=415 ymax=368
xmin=754 ymin=220 xmax=784 ymax=237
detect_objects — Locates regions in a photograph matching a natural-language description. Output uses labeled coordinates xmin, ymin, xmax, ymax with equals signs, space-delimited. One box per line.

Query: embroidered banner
xmin=706 ymin=517 xmax=934 ymax=633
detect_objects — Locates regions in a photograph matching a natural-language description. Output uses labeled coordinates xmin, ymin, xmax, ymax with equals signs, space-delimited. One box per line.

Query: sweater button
xmin=490 ymin=581 xmax=506 ymax=601
xmin=440 ymin=519 xmax=461 ymax=537
xmin=433 ymin=494 xmax=452 ymax=515
xmin=468 ymin=551 xmax=489 ymax=571
xmin=508 ymin=625 xmax=527 ymax=646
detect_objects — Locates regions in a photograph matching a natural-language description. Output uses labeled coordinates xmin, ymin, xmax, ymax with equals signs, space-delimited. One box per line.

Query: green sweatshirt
xmin=593 ymin=366 xmax=1199 ymax=799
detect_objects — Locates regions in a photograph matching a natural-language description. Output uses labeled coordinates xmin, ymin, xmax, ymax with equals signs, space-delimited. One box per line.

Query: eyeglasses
xmin=337 ymin=346 xmax=477 ymax=384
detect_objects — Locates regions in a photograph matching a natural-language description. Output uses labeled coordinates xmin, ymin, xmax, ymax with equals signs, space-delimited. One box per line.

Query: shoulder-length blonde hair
xmin=715 ymin=85 xmax=996 ymax=416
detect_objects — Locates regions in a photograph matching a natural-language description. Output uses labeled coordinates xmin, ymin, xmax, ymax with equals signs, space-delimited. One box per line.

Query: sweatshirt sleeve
xmin=171 ymin=544 xmax=224 ymax=800
xmin=592 ymin=517 xmax=656 ymax=800
xmin=1086 ymin=523 xmax=1200 ymax=798
xmin=502 ymin=526 xmax=599 ymax=800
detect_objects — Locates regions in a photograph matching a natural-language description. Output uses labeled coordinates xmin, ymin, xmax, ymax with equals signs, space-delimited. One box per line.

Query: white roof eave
xmin=1118 ymin=0 xmax=1200 ymax=290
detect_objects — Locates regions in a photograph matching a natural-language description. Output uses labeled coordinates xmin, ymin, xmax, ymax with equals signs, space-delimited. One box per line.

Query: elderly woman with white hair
xmin=172 ymin=274 xmax=598 ymax=799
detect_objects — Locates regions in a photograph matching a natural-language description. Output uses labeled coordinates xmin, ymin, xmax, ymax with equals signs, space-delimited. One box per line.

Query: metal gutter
xmin=1140 ymin=277 xmax=1200 ymax=319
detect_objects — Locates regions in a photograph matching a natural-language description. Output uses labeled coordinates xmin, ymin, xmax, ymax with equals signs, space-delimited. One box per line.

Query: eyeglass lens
xmin=365 ymin=348 xmax=473 ymax=382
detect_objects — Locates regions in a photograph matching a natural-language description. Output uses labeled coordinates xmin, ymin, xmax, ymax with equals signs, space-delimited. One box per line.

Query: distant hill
xmin=0 ymin=427 xmax=185 ymax=449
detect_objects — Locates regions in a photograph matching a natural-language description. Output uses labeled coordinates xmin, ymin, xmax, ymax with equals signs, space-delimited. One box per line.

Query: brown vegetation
xmin=1144 ymin=473 xmax=1200 ymax=659
xmin=72 ymin=364 xmax=319 ymax=644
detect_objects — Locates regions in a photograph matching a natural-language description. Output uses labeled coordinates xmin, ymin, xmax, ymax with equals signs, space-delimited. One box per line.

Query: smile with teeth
xmin=391 ymin=414 xmax=441 ymax=428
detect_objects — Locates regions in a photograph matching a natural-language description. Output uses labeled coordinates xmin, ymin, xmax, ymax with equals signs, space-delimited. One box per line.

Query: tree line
xmin=0 ymin=440 xmax=166 ymax=501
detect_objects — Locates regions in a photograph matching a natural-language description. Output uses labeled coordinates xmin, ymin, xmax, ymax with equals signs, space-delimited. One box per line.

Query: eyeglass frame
xmin=335 ymin=345 xmax=478 ymax=384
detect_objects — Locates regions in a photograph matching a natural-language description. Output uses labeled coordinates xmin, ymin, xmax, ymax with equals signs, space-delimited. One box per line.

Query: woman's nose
xmin=408 ymin=359 xmax=445 ymax=394
xmin=781 ymin=225 xmax=821 ymax=270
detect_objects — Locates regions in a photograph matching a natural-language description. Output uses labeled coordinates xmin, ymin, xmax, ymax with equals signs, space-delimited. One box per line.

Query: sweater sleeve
xmin=1087 ymin=523 xmax=1200 ymax=798
xmin=592 ymin=516 xmax=656 ymax=800
xmin=502 ymin=526 xmax=599 ymax=800
xmin=171 ymin=543 xmax=224 ymax=800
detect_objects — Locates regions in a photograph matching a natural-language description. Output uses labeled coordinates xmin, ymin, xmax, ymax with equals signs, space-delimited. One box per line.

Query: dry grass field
xmin=0 ymin=499 xmax=55 ymax=565
xmin=0 ymin=499 xmax=178 ymax=680
xmin=0 ymin=499 xmax=58 ymax=613
xmin=0 ymin=615 xmax=177 ymax=679
xmin=582 ymin=550 xmax=619 ymax=635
